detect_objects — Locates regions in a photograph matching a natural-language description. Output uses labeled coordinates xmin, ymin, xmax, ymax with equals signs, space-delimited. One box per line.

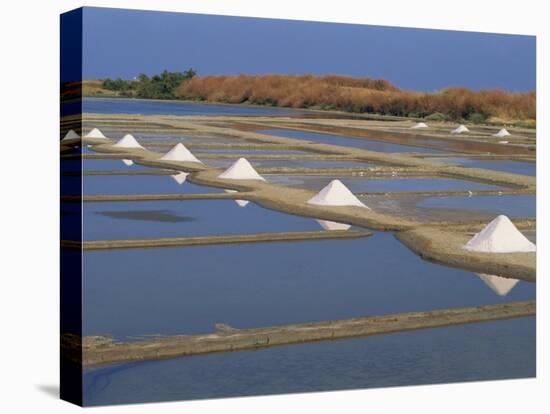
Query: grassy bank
xmin=177 ymin=75 xmax=535 ymax=126
xmin=74 ymin=71 xmax=536 ymax=127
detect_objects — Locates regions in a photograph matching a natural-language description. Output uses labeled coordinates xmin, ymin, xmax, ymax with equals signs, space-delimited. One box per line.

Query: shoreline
xmin=61 ymin=229 xmax=372 ymax=251
xmin=69 ymin=301 xmax=535 ymax=368
xmin=78 ymin=95 xmax=536 ymax=128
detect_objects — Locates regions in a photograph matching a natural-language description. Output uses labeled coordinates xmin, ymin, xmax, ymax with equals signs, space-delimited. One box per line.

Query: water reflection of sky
xmin=83 ymin=315 xmax=535 ymax=406
xmin=259 ymin=128 xmax=449 ymax=154
xmin=418 ymin=195 xmax=535 ymax=217
xmin=82 ymin=98 xmax=307 ymax=117
xmin=74 ymin=200 xmax=324 ymax=240
xmin=265 ymin=175 xmax=505 ymax=192
xmin=197 ymin=148 xmax=307 ymax=155
xmin=82 ymin=233 xmax=535 ymax=340
xmin=62 ymin=174 xmax=222 ymax=196
xmin=427 ymin=157 xmax=536 ymax=177
xmin=85 ymin=132 xmax=239 ymax=145
xmin=62 ymin=158 xmax=159 ymax=172
xmin=205 ymin=158 xmax=367 ymax=169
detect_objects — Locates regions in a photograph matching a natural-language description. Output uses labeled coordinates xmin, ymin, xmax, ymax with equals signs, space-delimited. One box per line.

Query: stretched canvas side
xmin=60 ymin=7 xmax=83 ymax=407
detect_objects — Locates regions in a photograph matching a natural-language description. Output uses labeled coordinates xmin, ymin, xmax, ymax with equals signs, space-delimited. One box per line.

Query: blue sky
xmin=80 ymin=7 xmax=535 ymax=92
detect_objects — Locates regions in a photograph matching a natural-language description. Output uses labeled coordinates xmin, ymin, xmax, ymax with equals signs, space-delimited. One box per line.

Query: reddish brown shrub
xmin=176 ymin=74 xmax=535 ymax=121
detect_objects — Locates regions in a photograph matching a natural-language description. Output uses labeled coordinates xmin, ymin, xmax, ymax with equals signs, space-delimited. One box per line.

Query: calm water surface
xmin=205 ymin=158 xmax=368 ymax=169
xmin=103 ymin=133 xmax=239 ymax=145
xmin=63 ymin=174 xmax=221 ymax=196
xmin=81 ymin=233 xmax=535 ymax=405
xmin=418 ymin=195 xmax=536 ymax=218
xmin=63 ymin=156 xmax=165 ymax=174
xmin=428 ymin=157 xmax=536 ymax=177
xmin=83 ymin=316 xmax=535 ymax=406
xmin=265 ymin=175 xmax=505 ymax=192
xmin=83 ymin=97 xmax=307 ymax=117
xmin=74 ymin=200 xmax=325 ymax=240
xmin=82 ymin=233 xmax=534 ymax=340
xmin=259 ymin=128 xmax=449 ymax=154
xmin=197 ymin=148 xmax=306 ymax=155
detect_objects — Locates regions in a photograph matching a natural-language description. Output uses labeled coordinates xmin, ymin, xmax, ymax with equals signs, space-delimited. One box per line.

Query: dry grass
xmin=177 ymin=75 xmax=536 ymax=122
xmin=82 ymin=80 xmax=120 ymax=97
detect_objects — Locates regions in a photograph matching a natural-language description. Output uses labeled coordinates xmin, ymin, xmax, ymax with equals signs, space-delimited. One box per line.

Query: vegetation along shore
xmin=69 ymin=70 xmax=535 ymax=127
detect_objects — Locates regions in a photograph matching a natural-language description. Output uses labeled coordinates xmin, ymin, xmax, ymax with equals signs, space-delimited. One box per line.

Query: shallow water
xmin=83 ymin=316 xmax=535 ymax=406
xmin=75 ymin=200 xmax=324 ymax=241
xmin=418 ymin=195 xmax=536 ymax=218
xmin=205 ymin=158 xmax=368 ymax=169
xmin=83 ymin=97 xmax=307 ymax=117
xmin=265 ymin=175 xmax=504 ymax=193
xmin=428 ymin=157 xmax=536 ymax=177
xmin=62 ymin=174 xmax=222 ymax=196
xmin=259 ymin=128 xmax=449 ymax=154
xmin=90 ymin=131 xmax=241 ymax=146
xmin=63 ymin=157 xmax=162 ymax=173
xmin=82 ymin=233 xmax=534 ymax=340
xmin=196 ymin=148 xmax=307 ymax=155
xmin=363 ymin=194 xmax=536 ymax=222
xmin=114 ymin=134 xmax=238 ymax=145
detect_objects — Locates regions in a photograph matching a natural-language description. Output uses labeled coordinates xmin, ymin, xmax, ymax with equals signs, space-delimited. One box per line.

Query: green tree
xmin=102 ymin=70 xmax=197 ymax=99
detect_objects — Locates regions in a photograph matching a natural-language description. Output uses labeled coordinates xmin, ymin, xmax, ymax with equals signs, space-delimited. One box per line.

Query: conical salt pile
xmin=62 ymin=129 xmax=80 ymax=141
xmin=171 ymin=172 xmax=189 ymax=185
xmin=411 ymin=122 xmax=428 ymax=129
xmin=160 ymin=143 xmax=203 ymax=164
xmin=307 ymin=180 xmax=368 ymax=208
xmin=463 ymin=215 xmax=536 ymax=253
xmin=235 ymin=199 xmax=250 ymax=207
xmin=218 ymin=158 xmax=265 ymax=181
xmin=316 ymin=219 xmax=351 ymax=231
xmin=451 ymin=125 xmax=470 ymax=134
xmin=121 ymin=159 xmax=134 ymax=166
xmin=493 ymin=128 xmax=511 ymax=138
xmin=84 ymin=128 xmax=107 ymax=139
xmin=477 ymin=274 xmax=519 ymax=297
xmin=112 ymin=134 xmax=144 ymax=149
xmin=225 ymin=189 xmax=250 ymax=207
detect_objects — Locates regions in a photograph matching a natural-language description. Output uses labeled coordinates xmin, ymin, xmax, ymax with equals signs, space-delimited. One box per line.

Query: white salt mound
xmin=307 ymin=180 xmax=368 ymax=208
xmin=160 ymin=143 xmax=203 ymax=164
xmin=121 ymin=159 xmax=134 ymax=166
xmin=477 ymin=274 xmax=519 ymax=297
xmin=451 ymin=125 xmax=470 ymax=134
xmin=493 ymin=128 xmax=511 ymax=138
xmin=218 ymin=158 xmax=265 ymax=181
xmin=84 ymin=128 xmax=107 ymax=139
xmin=316 ymin=219 xmax=351 ymax=231
xmin=411 ymin=122 xmax=428 ymax=129
xmin=224 ymin=189 xmax=250 ymax=207
xmin=112 ymin=134 xmax=144 ymax=149
xmin=62 ymin=129 xmax=80 ymax=141
xmin=171 ymin=172 xmax=189 ymax=185
xmin=463 ymin=215 xmax=536 ymax=253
